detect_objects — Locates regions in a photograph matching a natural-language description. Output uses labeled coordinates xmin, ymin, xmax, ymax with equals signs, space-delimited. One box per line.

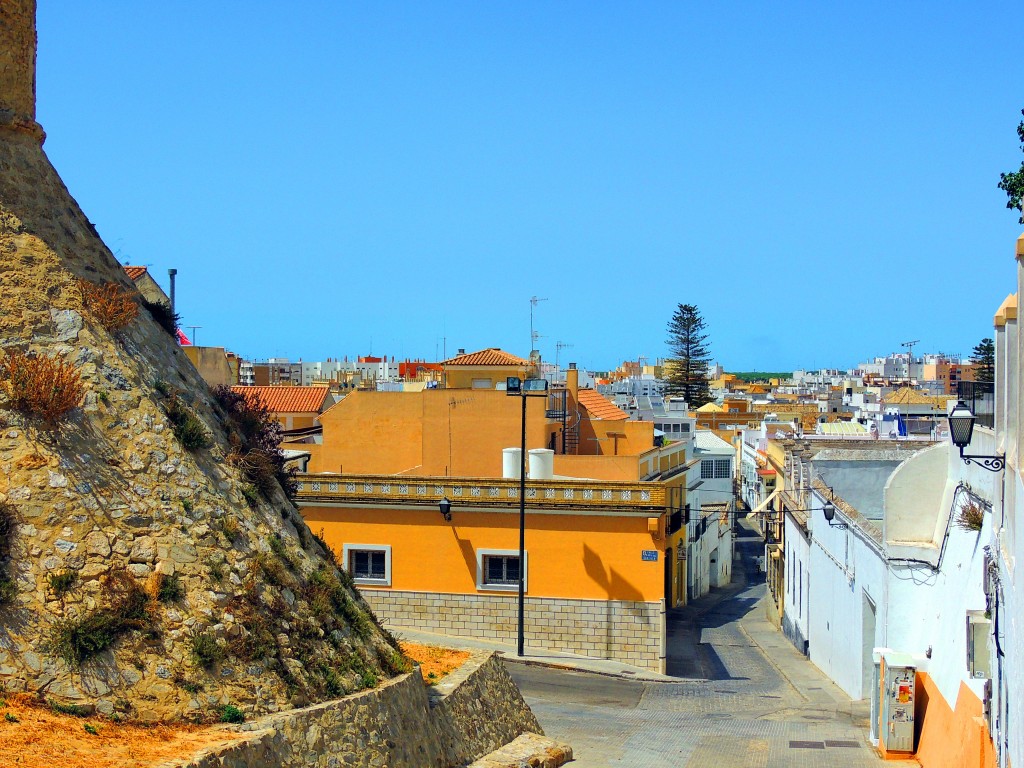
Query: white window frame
xmin=476 ymin=548 xmax=527 ymax=593
xmin=342 ymin=543 xmax=392 ymax=586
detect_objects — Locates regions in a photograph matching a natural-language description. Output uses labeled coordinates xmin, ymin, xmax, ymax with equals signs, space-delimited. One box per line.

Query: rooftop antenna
xmin=530 ymin=296 xmax=547 ymax=354
xmin=555 ymin=341 xmax=573 ymax=383
xmin=901 ymin=339 xmax=920 ymax=386
xmin=186 ymin=325 xmax=201 ymax=347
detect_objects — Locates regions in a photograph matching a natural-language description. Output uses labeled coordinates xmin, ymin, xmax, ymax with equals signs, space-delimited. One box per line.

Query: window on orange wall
xmin=342 ymin=544 xmax=391 ymax=586
xmin=476 ymin=549 xmax=527 ymax=592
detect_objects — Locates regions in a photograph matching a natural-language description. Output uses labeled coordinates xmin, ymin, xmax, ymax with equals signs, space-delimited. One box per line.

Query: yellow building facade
xmin=299 ymin=472 xmax=683 ymax=671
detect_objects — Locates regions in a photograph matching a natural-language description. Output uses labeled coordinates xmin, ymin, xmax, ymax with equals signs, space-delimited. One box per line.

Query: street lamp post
xmin=506 ymin=375 xmax=548 ymax=657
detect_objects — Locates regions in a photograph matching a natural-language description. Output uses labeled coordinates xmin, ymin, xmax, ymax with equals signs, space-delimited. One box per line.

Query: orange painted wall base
xmin=911 ymin=672 xmax=997 ymax=768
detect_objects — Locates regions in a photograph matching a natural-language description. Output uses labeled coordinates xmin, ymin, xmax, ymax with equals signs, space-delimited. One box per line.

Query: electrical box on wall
xmin=878 ymin=651 xmax=917 ymax=757
xmin=967 ymin=611 xmax=992 ymax=680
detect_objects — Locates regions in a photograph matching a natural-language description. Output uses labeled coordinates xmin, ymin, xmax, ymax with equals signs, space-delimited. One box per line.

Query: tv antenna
xmin=186 ymin=325 xmax=202 ymax=346
xmin=901 ymin=340 xmax=920 ymax=386
xmin=555 ymin=341 xmax=573 ymax=383
xmin=529 ymin=296 xmax=547 ymax=353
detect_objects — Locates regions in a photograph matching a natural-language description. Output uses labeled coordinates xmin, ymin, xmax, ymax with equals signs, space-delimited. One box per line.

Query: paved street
xmin=507 ymin=520 xmax=916 ymax=767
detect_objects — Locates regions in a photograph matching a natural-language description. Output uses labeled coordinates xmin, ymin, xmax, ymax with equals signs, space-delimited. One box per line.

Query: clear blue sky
xmin=35 ymin=2 xmax=1023 ymax=372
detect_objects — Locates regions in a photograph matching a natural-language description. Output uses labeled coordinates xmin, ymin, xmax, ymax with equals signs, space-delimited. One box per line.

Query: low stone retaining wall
xmin=167 ymin=652 xmax=542 ymax=768
xmin=365 ymin=589 xmax=664 ymax=671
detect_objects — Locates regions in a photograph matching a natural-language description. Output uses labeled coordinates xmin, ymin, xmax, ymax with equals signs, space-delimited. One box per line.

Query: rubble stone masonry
xmin=165 ymin=652 xmax=549 ymax=768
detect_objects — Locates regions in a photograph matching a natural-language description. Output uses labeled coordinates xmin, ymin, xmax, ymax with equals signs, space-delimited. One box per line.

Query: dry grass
xmin=0 ymin=693 xmax=246 ymax=768
xmin=0 ymin=350 xmax=83 ymax=427
xmin=78 ymin=279 xmax=138 ymax=333
xmin=955 ymin=500 xmax=986 ymax=532
xmin=400 ymin=642 xmax=470 ymax=683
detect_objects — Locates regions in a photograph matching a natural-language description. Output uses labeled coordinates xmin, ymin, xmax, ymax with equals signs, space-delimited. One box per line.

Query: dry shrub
xmin=0 ymin=350 xmax=84 ymax=427
xmin=213 ymin=386 xmax=295 ymax=501
xmin=78 ymin=279 xmax=138 ymax=333
xmin=48 ymin=569 xmax=154 ymax=666
xmin=955 ymin=500 xmax=985 ymax=532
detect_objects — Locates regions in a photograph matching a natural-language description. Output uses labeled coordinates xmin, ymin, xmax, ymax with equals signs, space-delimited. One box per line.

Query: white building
xmin=987 ymin=237 xmax=1024 ymax=768
xmin=684 ymin=430 xmax=735 ymax=600
xmin=775 ymin=431 xmax=999 ymax=764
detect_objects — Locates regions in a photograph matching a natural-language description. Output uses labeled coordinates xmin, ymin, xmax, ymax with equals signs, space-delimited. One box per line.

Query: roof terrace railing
xmin=294 ymin=473 xmax=666 ymax=511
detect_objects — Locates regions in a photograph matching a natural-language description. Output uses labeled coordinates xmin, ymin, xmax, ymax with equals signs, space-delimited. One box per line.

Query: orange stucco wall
xmin=914 ymin=673 xmax=997 ymax=768
xmin=316 ymin=392 xmax=425 ymax=475
xmin=577 ymin=418 xmax=653 ymax=457
xmin=316 ymin=390 xmax=556 ymax=478
xmin=303 ymin=504 xmax=666 ymax=602
xmin=443 ymin=362 xmax=529 ymax=390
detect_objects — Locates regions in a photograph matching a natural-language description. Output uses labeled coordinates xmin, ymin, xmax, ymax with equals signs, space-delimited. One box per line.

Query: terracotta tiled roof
xmin=576 ymin=388 xmax=628 ymax=420
xmin=695 ymin=402 xmax=722 ymax=413
xmin=123 ymin=265 xmax=148 ymax=280
xmin=442 ymin=348 xmax=530 ymax=366
xmin=884 ymin=387 xmax=945 ymax=406
xmin=230 ymin=385 xmax=329 ymax=414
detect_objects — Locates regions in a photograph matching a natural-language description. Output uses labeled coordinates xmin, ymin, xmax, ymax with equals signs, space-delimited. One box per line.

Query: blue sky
xmin=35 ymin=2 xmax=1023 ymax=372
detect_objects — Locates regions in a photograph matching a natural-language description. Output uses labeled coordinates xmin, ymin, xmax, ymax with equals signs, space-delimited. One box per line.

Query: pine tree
xmin=998 ymin=109 xmax=1024 ymax=224
xmin=664 ymin=304 xmax=712 ymax=407
xmin=971 ymin=338 xmax=995 ymax=383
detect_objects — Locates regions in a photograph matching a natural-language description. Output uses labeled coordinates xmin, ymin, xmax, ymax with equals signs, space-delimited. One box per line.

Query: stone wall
xmin=168 ymin=652 xmax=544 ymax=768
xmin=365 ymin=589 xmax=665 ymax=671
xmin=0 ymin=2 xmax=404 ymax=721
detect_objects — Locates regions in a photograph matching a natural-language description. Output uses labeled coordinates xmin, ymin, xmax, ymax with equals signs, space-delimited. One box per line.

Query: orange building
xmin=231 ymin=385 xmax=330 ymax=431
xmin=292 ymin=349 xmax=698 ymax=668
xmin=441 ymin=347 xmax=533 ymax=390
xmin=298 ymin=473 xmax=679 ymax=671
xmin=298 ymin=357 xmax=655 ymax=479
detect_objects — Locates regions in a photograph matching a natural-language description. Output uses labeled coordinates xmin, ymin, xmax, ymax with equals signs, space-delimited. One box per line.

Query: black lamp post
xmin=438 ymin=497 xmax=452 ymax=522
xmin=506 ymin=375 xmax=548 ymax=657
xmin=948 ymin=400 xmax=1004 ymax=472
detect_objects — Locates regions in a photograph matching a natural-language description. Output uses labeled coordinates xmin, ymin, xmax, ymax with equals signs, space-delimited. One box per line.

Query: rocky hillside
xmin=0 ymin=0 xmax=405 ymax=722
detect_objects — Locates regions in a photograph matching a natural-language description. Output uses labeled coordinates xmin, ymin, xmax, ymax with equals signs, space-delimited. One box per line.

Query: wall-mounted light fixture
xmin=821 ymin=499 xmax=848 ymax=529
xmin=439 ymin=497 xmax=452 ymax=522
xmin=948 ymin=401 xmax=1004 ymax=472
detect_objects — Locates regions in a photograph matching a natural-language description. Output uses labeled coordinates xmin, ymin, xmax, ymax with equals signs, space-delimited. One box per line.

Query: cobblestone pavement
xmin=508 ymin=520 xmax=918 ymax=767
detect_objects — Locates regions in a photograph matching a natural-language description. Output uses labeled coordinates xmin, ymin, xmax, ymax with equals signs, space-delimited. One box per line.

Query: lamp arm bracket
xmin=961 ymin=454 xmax=1005 ymax=473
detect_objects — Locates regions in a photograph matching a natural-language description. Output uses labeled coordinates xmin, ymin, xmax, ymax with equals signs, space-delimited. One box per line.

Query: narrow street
xmin=508 ymin=519 xmax=909 ymax=767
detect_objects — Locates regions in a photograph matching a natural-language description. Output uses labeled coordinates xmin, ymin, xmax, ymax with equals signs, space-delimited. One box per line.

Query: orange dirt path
xmin=0 ymin=694 xmax=246 ymax=768
xmin=400 ymin=642 xmax=470 ymax=683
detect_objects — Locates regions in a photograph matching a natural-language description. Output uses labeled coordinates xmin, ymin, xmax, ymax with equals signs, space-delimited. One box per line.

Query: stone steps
xmin=468 ymin=732 xmax=573 ymax=768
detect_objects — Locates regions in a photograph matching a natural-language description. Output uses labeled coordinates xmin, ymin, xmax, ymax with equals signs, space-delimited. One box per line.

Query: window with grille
xmin=484 ymin=555 xmax=520 ymax=585
xmin=476 ymin=549 xmax=527 ymax=591
xmin=342 ymin=544 xmax=391 ymax=585
xmin=700 ymin=458 xmax=731 ymax=479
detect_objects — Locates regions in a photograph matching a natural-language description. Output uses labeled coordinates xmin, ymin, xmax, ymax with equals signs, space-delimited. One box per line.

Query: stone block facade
xmin=166 ymin=652 xmax=544 ymax=768
xmin=363 ymin=589 xmax=665 ymax=672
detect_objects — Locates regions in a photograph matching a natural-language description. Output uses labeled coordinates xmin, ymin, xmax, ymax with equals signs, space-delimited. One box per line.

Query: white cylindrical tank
xmin=502 ymin=448 xmax=522 ymax=479
xmin=529 ymin=448 xmax=554 ymax=480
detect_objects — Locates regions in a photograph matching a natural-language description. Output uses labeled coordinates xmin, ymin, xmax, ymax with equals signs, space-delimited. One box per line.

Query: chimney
xmin=0 ymin=0 xmax=45 ymax=143
xmin=457 ymin=348 xmax=465 ymax=355
xmin=567 ymin=362 xmax=579 ymax=403
xmin=168 ymin=268 xmax=177 ymax=317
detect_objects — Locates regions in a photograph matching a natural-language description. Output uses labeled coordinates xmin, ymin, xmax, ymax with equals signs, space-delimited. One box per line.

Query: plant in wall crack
xmin=164 ymin=394 xmax=211 ymax=451
xmin=77 ymin=279 xmax=138 ymax=334
xmin=0 ymin=350 xmax=84 ymax=428
xmin=47 ymin=570 xmax=154 ymax=666
xmin=955 ymin=499 xmax=986 ymax=532
xmin=189 ymin=631 xmax=225 ymax=670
